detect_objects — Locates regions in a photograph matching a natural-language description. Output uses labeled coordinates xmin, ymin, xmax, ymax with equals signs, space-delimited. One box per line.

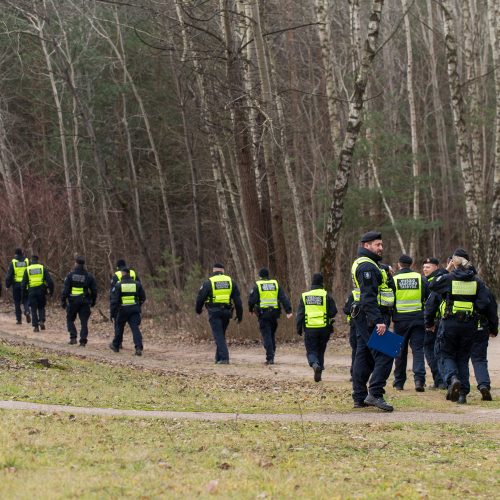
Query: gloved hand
xmin=91 ymin=300 xmax=96 ymax=308
xmin=297 ymin=331 xmax=302 ymax=337
xmin=61 ymin=302 xmax=66 ymax=310
xmin=236 ymin=317 xmax=242 ymax=324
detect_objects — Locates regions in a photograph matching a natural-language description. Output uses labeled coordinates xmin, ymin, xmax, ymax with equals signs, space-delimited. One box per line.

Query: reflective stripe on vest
xmin=256 ymin=279 xmax=279 ymax=309
xmin=394 ymin=272 xmax=423 ymax=313
xmin=351 ymin=257 xmax=394 ymax=307
xmin=302 ymin=289 xmax=327 ymax=328
xmin=71 ymin=287 xmax=84 ymax=296
xmin=115 ymin=269 xmax=137 ymax=281
xmin=27 ymin=264 xmax=44 ymax=288
xmin=121 ymin=283 xmax=137 ymax=305
xmin=450 ymin=280 xmax=477 ymax=314
xmin=209 ymin=275 xmax=232 ymax=304
xmin=12 ymin=258 xmax=29 ymax=283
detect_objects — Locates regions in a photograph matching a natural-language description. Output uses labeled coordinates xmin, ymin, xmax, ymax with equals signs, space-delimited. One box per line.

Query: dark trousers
xmin=424 ymin=330 xmax=444 ymax=386
xmin=304 ymin=327 xmax=330 ymax=369
xmin=67 ymin=301 xmax=91 ymax=343
xmin=470 ymin=329 xmax=490 ymax=390
xmin=352 ymin=313 xmax=393 ymax=402
xmin=434 ymin=323 xmax=447 ymax=384
xmin=349 ymin=322 xmax=357 ymax=376
xmin=393 ymin=320 xmax=426 ymax=387
xmin=208 ymin=308 xmax=232 ymax=362
xmin=441 ymin=318 xmax=476 ymax=395
xmin=112 ymin=306 xmax=143 ymax=349
xmin=12 ymin=284 xmax=29 ymax=322
xmin=28 ymin=289 xmax=46 ymax=327
xmin=258 ymin=311 xmax=279 ymax=361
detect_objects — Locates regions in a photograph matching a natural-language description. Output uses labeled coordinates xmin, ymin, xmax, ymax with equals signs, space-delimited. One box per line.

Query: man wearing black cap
xmin=392 ymin=254 xmax=429 ymax=392
xmin=248 ymin=267 xmax=292 ymax=364
xmin=5 ymin=248 xmax=31 ymax=324
xmin=61 ymin=256 xmax=98 ymax=346
xmin=296 ymin=273 xmax=337 ymax=382
xmin=195 ymin=263 xmax=243 ymax=364
xmin=427 ymin=248 xmax=496 ymax=403
xmin=109 ymin=267 xmax=146 ymax=356
xmin=21 ymin=255 xmax=54 ymax=332
xmin=422 ymin=257 xmax=448 ymax=389
xmin=350 ymin=231 xmax=395 ymax=411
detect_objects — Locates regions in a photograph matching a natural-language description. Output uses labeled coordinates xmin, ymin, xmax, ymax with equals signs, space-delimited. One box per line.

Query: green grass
xmin=1 ymin=341 xmax=498 ymax=414
xmin=0 ymin=411 xmax=498 ymax=498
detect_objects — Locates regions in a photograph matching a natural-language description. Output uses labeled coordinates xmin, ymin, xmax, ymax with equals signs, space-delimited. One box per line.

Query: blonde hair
xmin=452 ymin=255 xmax=470 ymax=268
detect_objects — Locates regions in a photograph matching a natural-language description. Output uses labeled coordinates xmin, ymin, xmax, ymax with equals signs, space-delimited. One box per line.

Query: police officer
xmin=422 ymin=257 xmax=448 ymax=389
xmin=61 ymin=256 xmax=98 ymax=346
xmin=296 ymin=273 xmax=337 ymax=382
xmin=110 ymin=259 xmax=139 ymax=288
xmin=470 ymin=287 xmax=498 ymax=401
xmin=350 ymin=231 xmax=395 ymax=411
xmin=248 ymin=267 xmax=292 ymax=365
xmin=342 ymin=290 xmax=356 ymax=381
xmin=195 ymin=263 xmax=243 ymax=364
xmin=427 ymin=249 xmax=495 ymax=404
xmin=392 ymin=254 xmax=429 ymax=392
xmin=21 ymin=255 xmax=54 ymax=332
xmin=109 ymin=268 xmax=146 ymax=356
xmin=5 ymin=248 xmax=30 ymax=324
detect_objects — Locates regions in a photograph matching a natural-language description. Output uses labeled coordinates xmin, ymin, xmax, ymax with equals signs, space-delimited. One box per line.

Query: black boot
xmin=312 ymin=363 xmax=322 ymax=382
xmin=447 ymin=376 xmax=461 ymax=402
xmin=364 ymin=394 xmax=394 ymax=412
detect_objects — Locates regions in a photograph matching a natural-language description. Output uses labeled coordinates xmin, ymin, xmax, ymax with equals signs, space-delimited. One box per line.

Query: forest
xmin=0 ymin=0 xmax=499 ymax=319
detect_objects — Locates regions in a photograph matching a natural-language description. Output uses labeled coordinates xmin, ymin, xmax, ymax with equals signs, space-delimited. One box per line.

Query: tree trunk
xmin=321 ymin=0 xmax=385 ymax=291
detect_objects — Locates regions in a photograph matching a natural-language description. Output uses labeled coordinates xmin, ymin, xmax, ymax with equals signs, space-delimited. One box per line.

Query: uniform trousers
xmin=258 ymin=310 xmax=279 ymax=361
xmin=12 ymin=284 xmax=29 ymax=321
xmin=393 ymin=319 xmax=426 ymax=387
xmin=304 ymin=327 xmax=331 ymax=370
xmin=28 ymin=288 xmax=47 ymax=327
xmin=67 ymin=300 xmax=91 ymax=344
xmin=112 ymin=305 xmax=143 ymax=349
xmin=208 ymin=307 xmax=232 ymax=362
xmin=470 ymin=329 xmax=490 ymax=390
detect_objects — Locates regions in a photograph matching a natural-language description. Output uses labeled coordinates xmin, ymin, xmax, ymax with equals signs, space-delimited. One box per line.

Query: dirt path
xmin=1 ymin=399 xmax=499 ymax=423
xmin=1 ymin=308 xmax=499 ymax=424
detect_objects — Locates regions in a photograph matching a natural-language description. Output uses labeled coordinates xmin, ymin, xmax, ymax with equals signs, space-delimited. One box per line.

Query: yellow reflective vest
xmin=351 ymin=257 xmax=395 ymax=308
xmin=121 ymin=282 xmax=138 ymax=305
xmin=26 ymin=264 xmax=45 ymax=288
xmin=12 ymin=258 xmax=29 ymax=283
xmin=394 ymin=272 xmax=423 ymax=313
xmin=302 ymin=289 xmax=328 ymax=328
xmin=256 ymin=279 xmax=279 ymax=309
xmin=208 ymin=274 xmax=232 ymax=304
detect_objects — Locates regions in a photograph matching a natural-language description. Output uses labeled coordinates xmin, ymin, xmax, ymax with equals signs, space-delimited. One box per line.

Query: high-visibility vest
xmin=394 ymin=272 xmax=423 ymax=313
xmin=256 ymin=279 xmax=279 ymax=309
xmin=208 ymin=275 xmax=232 ymax=304
xmin=302 ymin=289 xmax=328 ymax=328
xmin=12 ymin=258 xmax=29 ymax=283
xmin=115 ymin=269 xmax=137 ymax=281
xmin=351 ymin=257 xmax=395 ymax=307
xmin=27 ymin=264 xmax=44 ymax=288
xmin=440 ymin=280 xmax=478 ymax=316
xmin=121 ymin=282 xmax=137 ymax=305
xmin=70 ymin=273 xmax=87 ymax=297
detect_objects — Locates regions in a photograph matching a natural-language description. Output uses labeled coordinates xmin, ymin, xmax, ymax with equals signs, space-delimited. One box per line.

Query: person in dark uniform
xmin=350 ymin=231 xmax=395 ymax=411
xmin=392 ymin=254 xmax=429 ymax=392
xmin=196 ymin=263 xmax=243 ymax=364
xmin=110 ymin=259 xmax=140 ymax=288
xmin=342 ymin=291 xmax=356 ymax=381
xmin=21 ymin=255 xmax=54 ymax=332
xmin=109 ymin=268 xmax=146 ymax=356
xmin=296 ymin=272 xmax=337 ymax=382
xmin=422 ymin=257 xmax=448 ymax=389
xmin=427 ymin=249 xmax=495 ymax=404
xmin=61 ymin=256 xmax=98 ymax=346
xmin=248 ymin=267 xmax=292 ymax=365
xmin=5 ymin=248 xmax=31 ymax=324
xmin=470 ymin=287 xmax=498 ymax=401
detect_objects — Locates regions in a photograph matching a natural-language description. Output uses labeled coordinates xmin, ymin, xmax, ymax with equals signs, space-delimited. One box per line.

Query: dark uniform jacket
xmin=61 ymin=264 xmax=98 ymax=306
xmin=248 ymin=280 xmax=292 ymax=316
xmin=195 ymin=271 xmax=243 ymax=321
xmin=353 ymin=248 xmax=389 ymax=326
xmin=295 ymin=285 xmax=337 ymax=335
xmin=423 ymin=268 xmax=448 ymax=329
xmin=110 ymin=276 xmax=146 ymax=319
xmin=392 ymin=268 xmax=430 ymax=322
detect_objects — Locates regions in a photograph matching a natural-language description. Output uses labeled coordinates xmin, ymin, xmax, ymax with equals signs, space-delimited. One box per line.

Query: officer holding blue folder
xmin=350 ymin=231 xmax=395 ymax=411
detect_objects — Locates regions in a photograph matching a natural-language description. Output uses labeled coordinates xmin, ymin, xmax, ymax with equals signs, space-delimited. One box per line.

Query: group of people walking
xmin=4 ymin=250 xmax=145 ymax=355
xmin=196 ymin=231 xmax=498 ymax=412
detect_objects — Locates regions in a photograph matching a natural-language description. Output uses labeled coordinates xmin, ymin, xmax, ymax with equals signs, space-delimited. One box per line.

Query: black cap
xmin=213 ymin=262 xmax=225 ymax=269
xmin=453 ymin=248 xmax=470 ymax=260
xmin=15 ymin=248 xmax=23 ymax=256
xmin=398 ymin=254 xmax=413 ymax=265
xmin=31 ymin=255 xmax=39 ymax=262
xmin=258 ymin=267 xmax=269 ymax=278
xmin=360 ymin=231 xmax=382 ymax=243
xmin=75 ymin=256 xmax=85 ymax=265
xmin=311 ymin=272 xmax=324 ymax=286
xmin=423 ymin=257 xmax=439 ymax=265
xmin=116 ymin=259 xmax=126 ymax=268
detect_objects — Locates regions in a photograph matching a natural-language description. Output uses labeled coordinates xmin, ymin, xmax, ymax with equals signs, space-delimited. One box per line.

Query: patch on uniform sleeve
xmin=436 ymin=276 xmax=442 ymax=282
xmin=199 ymin=285 xmax=203 ymax=291
xmin=363 ymin=272 xmax=371 ymax=280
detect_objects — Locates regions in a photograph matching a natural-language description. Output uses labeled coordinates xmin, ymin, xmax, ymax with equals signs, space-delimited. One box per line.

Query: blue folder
xmin=367 ymin=328 xmax=404 ymax=358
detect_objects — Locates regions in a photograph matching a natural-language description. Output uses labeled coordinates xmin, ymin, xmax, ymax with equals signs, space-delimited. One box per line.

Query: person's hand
xmin=426 ymin=325 xmax=435 ymax=334
xmin=250 ymin=311 xmax=255 ymax=316
xmin=376 ymin=323 xmax=387 ymax=335
xmin=91 ymin=300 xmax=96 ymax=308
xmin=490 ymin=329 xmax=498 ymax=338
xmin=286 ymin=313 xmax=293 ymax=319
xmin=297 ymin=331 xmax=302 ymax=337
xmin=61 ymin=302 xmax=66 ymax=310
xmin=236 ymin=317 xmax=242 ymax=324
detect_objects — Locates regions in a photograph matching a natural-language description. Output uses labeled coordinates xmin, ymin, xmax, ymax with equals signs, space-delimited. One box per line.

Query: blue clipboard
xmin=368 ymin=328 xmax=403 ymax=358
